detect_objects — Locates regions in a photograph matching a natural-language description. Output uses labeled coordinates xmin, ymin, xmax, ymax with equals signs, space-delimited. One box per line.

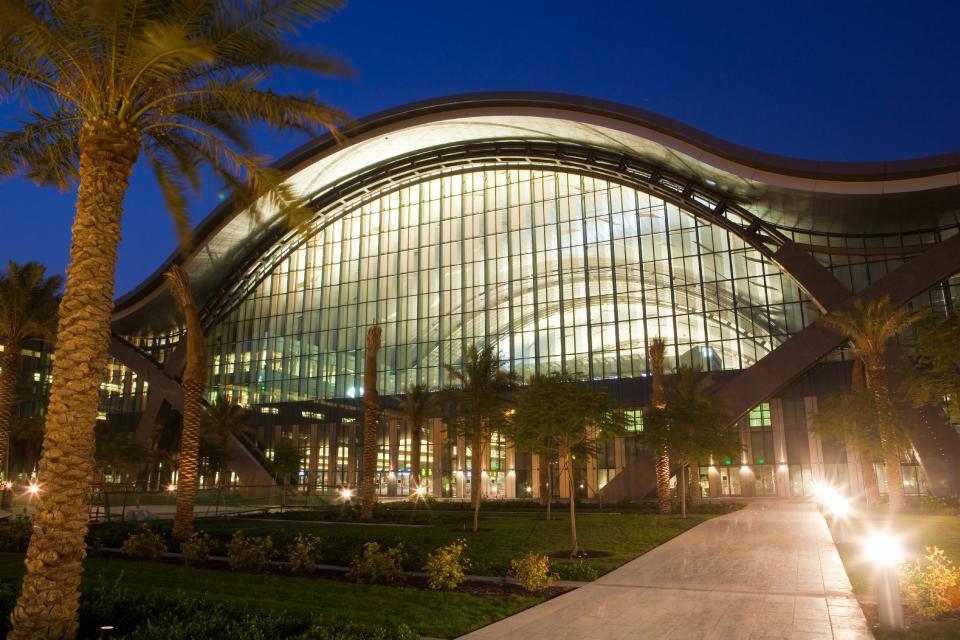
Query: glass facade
xmin=205 ymin=167 xmax=816 ymax=405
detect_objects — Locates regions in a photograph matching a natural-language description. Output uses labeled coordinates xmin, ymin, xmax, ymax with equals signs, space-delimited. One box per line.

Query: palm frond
xmin=0 ymin=111 xmax=80 ymax=187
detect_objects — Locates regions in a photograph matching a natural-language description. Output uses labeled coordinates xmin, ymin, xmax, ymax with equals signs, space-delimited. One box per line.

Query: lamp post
xmin=865 ymin=532 xmax=905 ymax=630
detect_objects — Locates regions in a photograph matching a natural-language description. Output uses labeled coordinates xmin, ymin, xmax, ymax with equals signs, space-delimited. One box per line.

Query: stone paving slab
xmin=459 ymin=501 xmax=871 ymax=640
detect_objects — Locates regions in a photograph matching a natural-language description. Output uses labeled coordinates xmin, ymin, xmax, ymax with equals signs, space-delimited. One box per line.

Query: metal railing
xmin=87 ymin=485 xmax=341 ymax=523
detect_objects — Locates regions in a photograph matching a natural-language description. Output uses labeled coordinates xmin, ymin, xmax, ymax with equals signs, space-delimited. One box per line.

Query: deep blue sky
xmin=2 ymin=0 xmax=959 ymax=297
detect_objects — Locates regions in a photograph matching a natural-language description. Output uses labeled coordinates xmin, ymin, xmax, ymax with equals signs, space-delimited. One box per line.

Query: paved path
xmin=460 ymin=501 xmax=871 ymax=640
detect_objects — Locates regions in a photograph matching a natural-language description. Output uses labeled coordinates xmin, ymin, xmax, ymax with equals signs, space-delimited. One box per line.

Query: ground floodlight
xmin=864 ymin=531 xmax=906 ymax=630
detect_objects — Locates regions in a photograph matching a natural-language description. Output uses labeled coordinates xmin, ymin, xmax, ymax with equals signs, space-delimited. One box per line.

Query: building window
xmin=748 ymin=403 xmax=772 ymax=428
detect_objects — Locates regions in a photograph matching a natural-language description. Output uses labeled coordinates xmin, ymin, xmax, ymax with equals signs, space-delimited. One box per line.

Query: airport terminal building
xmin=94 ymin=93 xmax=960 ymax=501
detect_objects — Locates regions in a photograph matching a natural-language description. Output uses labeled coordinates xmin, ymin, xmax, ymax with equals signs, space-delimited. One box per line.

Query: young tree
xmin=165 ymin=266 xmax=206 ymax=540
xmin=399 ymin=383 xmax=432 ymax=494
xmin=272 ymin=437 xmax=303 ymax=490
xmin=648 ymin=338 xmax=671 ymax=514
xmin=902 ymin=310 xmax=960 ymax=419
xmin=202 ymin=396 xmax=252 ymax=487
xmin=360 ymin=325 xmax=382 ymax=520
xmin=822 ymin=297 xmax=924 ymax=512
xmin=511 ymin=372 xmax=625 ymax=556
xmin=643 ymin=368 xmax=739 ymax=517
xmin=443 ymin=344 xmax=517 ymax=532
xmin=93 ymin=420 xmax=147 ymax=484
xmin=0 ymin=262 xmax=61 ymax=481
xmin=0 ymin=3 xmax=347 ymax=635
xmin=811 ymin=360 xmax=884 ymax=507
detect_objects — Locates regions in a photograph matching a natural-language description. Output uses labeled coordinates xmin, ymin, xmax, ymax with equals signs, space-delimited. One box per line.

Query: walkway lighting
xmin=864 ymin=531 xmax=905 ymax=630
xmin=25 ymin=483 xmax=40 ymax=496
xmin=340 ymin=487 xmax=353 ymax=501
xmin=822 ymin=493 xmax=851 ymax=519
xmin=166 ymin=484 xmax=177 ymax=492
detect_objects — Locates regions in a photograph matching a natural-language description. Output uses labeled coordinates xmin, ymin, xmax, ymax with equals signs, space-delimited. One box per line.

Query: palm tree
xmin=0 ymin=3 xmax=346 ymax=634
xmin=643 ymin=368 xmax=738 ymax=517
xmin=821 ymin=296 xmax=924 ymax=512
xmin=444 ymin=344 xmax=517 ymax=532
xmin=165 ymin=266 xmax=206 ymax=540
xmin=400 ymin=383 xmax=432 ymax=494
xmin=0 ymin=262 xmax=61 ymax=481
xmin=648 ymin=338 xmax=671 ymax=515
xmin=360 ymin=325 xmax=382 ymax=520
xmin=202 ymin=395 xmax=252 ymax=487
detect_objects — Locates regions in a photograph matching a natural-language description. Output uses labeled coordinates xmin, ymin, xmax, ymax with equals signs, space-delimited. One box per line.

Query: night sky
xmin=1 ymin=0 xmax=959 ymax=297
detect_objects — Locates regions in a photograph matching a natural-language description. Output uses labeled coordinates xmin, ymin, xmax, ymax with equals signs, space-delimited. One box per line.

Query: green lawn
xmin=833 ymin=513 xmax=960 ymax=639
xmin=0 ymin=507 xmax=718 ymax=638
xmin=117 ymin=508 xmax=718 ymax=577
xmin=0 ymin=553 xmax=539 ymax=638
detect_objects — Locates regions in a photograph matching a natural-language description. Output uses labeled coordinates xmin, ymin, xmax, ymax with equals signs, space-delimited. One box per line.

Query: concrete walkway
xmin=460 ymin=501 xmax=871 ymax=640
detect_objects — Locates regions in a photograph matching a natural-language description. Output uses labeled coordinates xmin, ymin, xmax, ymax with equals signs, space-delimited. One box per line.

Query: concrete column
xmin=291 ymin=424 xmax=301 ymax=489
xmin=805 ymin=396 xmax=825 ymax=484
xmin=846 ymin=444 xmax=866 ymax=498
xmin=456 ymin=435 xmax=466 ymax=498
xmin=326 ymin=426 xmax=338 ymax=490
xmin=585 ymin=452 xmax=598 ymax=498
xmin=505 ymin=444 xmax=517 ymax=499
xmin=481 ymin=439 xmax=492 ymax=498
xmin=388 ymin=420 xmax=399 ymax=496
xmin=345 ymin=423 xmax=357 ymax=489
xmin=708 ymin=464 xmax=721 ymax=497
xmin=770 ymin=399 xmax=791 ymax=497
xmin=614 ymin=436 xmax=626 ymax=474
xmin=307 ymin=424 xmax=319 ymax=491
xmin=739 ymin=418 xmax=756 ymax=497
xmin=531 ymin=454 xmax=541 ymax=499
xmin=432 ymin=419 xmax=443 ymax=498
xmin=558 ymin=453 xmax=571 ymax=500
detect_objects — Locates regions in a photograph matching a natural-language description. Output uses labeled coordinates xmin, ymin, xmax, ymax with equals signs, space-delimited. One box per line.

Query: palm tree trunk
xmin=360 ymin=326 xmax=381 ymax=520
xmin=864 ymin=361 xmax=905 ymax=512
xmin=680 ymin=465 xmax=687 ymax=518
xmin=656 ymin=446 xmax=671 ymax=514
xmin=471 ymin=433 xmax=482 ymax=532
xmin=566 ymin=449 xmax=578 ymax=557
xmin=10 ymin=119 xmax=138 ymax=640
xmin=410 ymin=425 xmax=422 ymax=492
xmin=689 ymin=463 xmax=702 ymax=507
xmin=172 ymin=380 xmax=203 ymax=539
xmin=0 ymin=344 xmax=22 ymax=481
xmin=851 ymin=360 xmax=881 ymax=508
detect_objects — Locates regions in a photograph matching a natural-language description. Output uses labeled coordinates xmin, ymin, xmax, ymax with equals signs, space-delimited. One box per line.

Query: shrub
xmin=901 ymin=546 xmax=960 ymax=618
xmin=287 ymin=534 xmax=323 ymax=576
xmin=510 ymin=552 xmax=556 ymax=592
xmin=179 ymin=532 xmax=214 ymax=567
xmin=553 ymin=560 xmax=599 ymax=582
xmin=423 ymin=538 xmax=471 ymax=590
xmin=121 ymin=524 xmax=168 ymax=559
xmin=226 ymin=530 xmax=273 ymax=572
xmin=348 ymin=542 xmax=405 ymax=585
xmin=0 ymin=517 xmax=32 ymax=552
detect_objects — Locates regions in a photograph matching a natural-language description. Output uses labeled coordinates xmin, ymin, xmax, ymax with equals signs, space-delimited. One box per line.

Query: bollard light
xmin=864 ymin=531 xmax=905 ymax=630
xmin=25 ymin=483 xmax=40 ymax=496
xmin=415 ymin=485 xmax=427 ymax=497
xmin=166 ymin=484 xmax=177 ymax=492
xmin=340 ymin=487 xmax=353 ymax=501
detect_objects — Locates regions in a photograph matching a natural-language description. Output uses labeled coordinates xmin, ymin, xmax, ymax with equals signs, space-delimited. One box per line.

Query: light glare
xmin=864 ymin=532 xmax=904 ymax=567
